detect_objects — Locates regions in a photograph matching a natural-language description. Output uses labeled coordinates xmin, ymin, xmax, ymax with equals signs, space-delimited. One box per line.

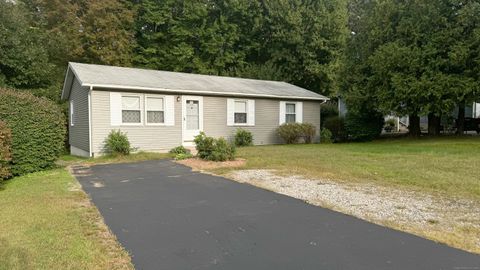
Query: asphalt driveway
xmin=73 ymin=160 xmax=480 ymax=270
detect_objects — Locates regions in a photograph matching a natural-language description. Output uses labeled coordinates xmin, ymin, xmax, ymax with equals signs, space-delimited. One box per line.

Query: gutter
xmin=85 ymin=83 xmax=329 ymax=101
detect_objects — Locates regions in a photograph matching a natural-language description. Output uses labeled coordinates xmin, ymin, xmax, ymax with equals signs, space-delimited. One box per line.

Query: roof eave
xmin=86 ymin=83 xmax=329 ymax=101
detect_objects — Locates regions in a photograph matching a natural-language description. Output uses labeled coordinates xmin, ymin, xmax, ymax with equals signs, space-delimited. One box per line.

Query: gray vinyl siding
xmin=303 ymin=101 xmax=321 ymax=142
xmin=203 ymin=96 xmax=321 ymax=144
xmin=89 ymin=91 xmax=321 ymax=155
xmin=69 ymin=78 xmax=90 ymax=152
xmin=90 ymin=90 xmax=182 ymax=156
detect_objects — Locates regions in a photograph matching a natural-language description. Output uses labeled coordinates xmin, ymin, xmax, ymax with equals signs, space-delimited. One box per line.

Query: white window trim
xmin=285 ymin=102 xmax=297 ymax=123
xmin=144 ymin=94 xmax=166 ymax=126
xmin=279 ymin=101 xmax=303 ymax=124
xmin=70 ymin=100 xmax=74 ymax=126
xmin=121 ymin=94 xmax=143 ymax=126
xmin=233 ymin=99 xmax=249 ymax=126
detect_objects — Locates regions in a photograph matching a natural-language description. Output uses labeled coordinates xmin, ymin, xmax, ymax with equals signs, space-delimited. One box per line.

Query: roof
xmin=61 ymin=62 xmax=329 ymax=101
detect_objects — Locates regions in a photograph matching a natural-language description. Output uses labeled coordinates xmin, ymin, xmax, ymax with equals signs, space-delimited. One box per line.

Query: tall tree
xmin=0 ymin=0 xmax=54 ymax=89
xmin=341 ymin=0 xmax=480 ymax=136
xmin=23 ymin=0 xmax=136 ymax=67
xmin=260 ymin=0 xmax=348 ymax=94
xmin=134 ymin=0 xmax=262 ymax=75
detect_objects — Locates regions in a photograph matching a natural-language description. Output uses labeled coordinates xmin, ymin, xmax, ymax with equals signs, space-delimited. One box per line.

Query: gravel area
xmin=229 ymin=169 xmax=480 ymax=253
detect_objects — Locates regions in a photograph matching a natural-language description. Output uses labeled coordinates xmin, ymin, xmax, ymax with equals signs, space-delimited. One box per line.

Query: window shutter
xmin=247 ymin=100 xmax=255 ymax=126
xmin=227 ymin=98 xmax=234 ymax=126
xmin=279 ymin=101 xmax=286 ymax=125
xmin=164 ymin=95 xmax=175 ymax=126
xmin=296 ymin=102 xmax=303 ymax=123
xmin=110 ymin=92 xmax=122 ymax=126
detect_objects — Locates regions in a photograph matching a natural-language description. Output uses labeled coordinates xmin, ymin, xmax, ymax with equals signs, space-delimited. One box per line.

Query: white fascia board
xmin=61 ymin=63 xmax=86 ymax=100
xmin=84 ymin=83 xmax=330 ymax=101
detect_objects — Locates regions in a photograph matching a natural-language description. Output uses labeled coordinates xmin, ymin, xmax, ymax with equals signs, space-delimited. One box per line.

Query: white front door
xmin=182 ymin=96 xmax=203 ymax=145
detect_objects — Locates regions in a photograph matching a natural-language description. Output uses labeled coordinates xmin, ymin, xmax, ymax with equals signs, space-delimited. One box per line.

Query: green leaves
xmin=342 ymin=0 xmax=480 ymax=118
xmin=0 ymin=88 xmax=66 ymax=176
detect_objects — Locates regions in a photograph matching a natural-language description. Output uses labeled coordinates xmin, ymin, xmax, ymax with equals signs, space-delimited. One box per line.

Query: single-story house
xmin=61 ymin=62 xmax=328 ymax=157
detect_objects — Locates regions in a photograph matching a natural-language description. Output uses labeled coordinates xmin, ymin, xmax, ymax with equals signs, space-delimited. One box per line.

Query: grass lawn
xmin=231 ymin=136 xmax=480 ymax=199
xmin=0 ymin=152 xmax=171 ymax=270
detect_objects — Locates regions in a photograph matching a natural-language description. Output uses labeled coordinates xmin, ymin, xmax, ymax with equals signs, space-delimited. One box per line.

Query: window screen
xmin=146 ymin=97 xmax=164 ymax=123
xmin=122 ymin=96 xmax=141 ymax=123
xmin=234 ymin=100 xmax=247 ymax=124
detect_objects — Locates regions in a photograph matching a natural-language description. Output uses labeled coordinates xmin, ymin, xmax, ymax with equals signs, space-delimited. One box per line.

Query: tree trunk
xmin=409 ymin=114 xmax=421 ymax=137
xmin=457 ymin=101 xmax=465 ymax=135
xmin=428 ymin=113 xmax=441 ymax=136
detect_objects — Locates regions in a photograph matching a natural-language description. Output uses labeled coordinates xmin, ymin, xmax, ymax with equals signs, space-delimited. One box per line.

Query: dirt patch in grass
xmin=229 ymin=169 xmax=480 ymax=254
xmin=176 ymin=158 xmax=246 ymax=171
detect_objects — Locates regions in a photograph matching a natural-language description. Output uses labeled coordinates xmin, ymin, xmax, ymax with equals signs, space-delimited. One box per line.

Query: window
xmin=146 ymin=97 xmax=164 ymax=124
xmin=234 ymin=100 xmax=247 ymax=124
xmin=70 ymin=100 xmax=74 ymax=126
xmin=285 ymin=103 xmax=296 ymax=123
xmin=122 ymin=96 xmax=141 ymax=123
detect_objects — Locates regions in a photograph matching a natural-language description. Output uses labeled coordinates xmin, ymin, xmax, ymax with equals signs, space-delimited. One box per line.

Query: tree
xmin=22 ymin=0 xmax=136 ymax=67
xmin=341 ymin=0 xmax=480 ymax=136
xmin=259 ymin=0 xmax=348 ymax=95
xmin=134 ymin=0 xmax=262 ymax=75
xmin=0 ymin=1 xmax=54 ymax=89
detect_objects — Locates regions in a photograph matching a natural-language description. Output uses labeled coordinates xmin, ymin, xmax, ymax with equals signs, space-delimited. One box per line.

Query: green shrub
xmin=194 ymin=132 xmax=236 ymax=161
xmin=0 ymin=121 xmax=12 ymax=181
xmin=174 ymin=153 xmax=193 ymax=160
xmin=194 ymin=132 xmax=215 ymax=159
xmin=169 ymin=145 xmax=190 ymax=155
xmin=300 ymin=123 xmax=316 ymax=143
xmin=234 ymin=129 xmax=253 ymax=146
xmin=321 ymin=102 xmax=339 ymax=127
xmin=103 ymin=130 xmax=132 ymax=155
xmin=345 ymin=110 xmax=384 ymax=141
xmin=277 ymin=123 xmax=317 ymax=144
xmin=0 ymin=88 xmax=66 ymax=176
xmin=323 ymin=116 xmax=347 ymax=142
xmin=277 ymin=123 xmax=302 ymax=144
xmin=320 ymin=128 xmax=333 ymax=143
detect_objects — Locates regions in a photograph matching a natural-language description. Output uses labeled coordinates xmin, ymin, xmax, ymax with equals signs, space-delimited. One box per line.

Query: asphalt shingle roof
xmin=64 ymin=62 xmax=328 ymax=100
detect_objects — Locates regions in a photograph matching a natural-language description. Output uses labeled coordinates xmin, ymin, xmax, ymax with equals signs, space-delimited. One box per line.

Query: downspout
xmin=88 ymin=86 xmax=93 ymax=157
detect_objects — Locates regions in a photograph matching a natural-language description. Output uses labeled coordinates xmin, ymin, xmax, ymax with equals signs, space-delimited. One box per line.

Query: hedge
xmin=0 ymin=120 xmax=12 ymax=181
xmin=0 ymin=88 xmax=66 ymax=176
xmin=345 ymin=110 xmax=384 ymax=142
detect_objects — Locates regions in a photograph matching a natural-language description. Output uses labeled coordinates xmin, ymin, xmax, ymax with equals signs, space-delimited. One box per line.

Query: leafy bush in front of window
xmin=278 ymin=123 xmax=317 ymax=144
xmin=320 ymin=128 xmax=333 ymax=143
xmin=345 ymin=110 xmax=384 ymax=142
xmin=194 ymin=132 xmax=236 ymax=161
xmin=234 ymin=128 xmax=253 ymax=146
xmin=169 ymin=145 xmax=190 ymax=155
xmin=103 ymin=130 xmax=132 ymax=155
xmin=277 ymin=123 xmax=302 ymax=144
xmin=323 ymin=116 xmax=347 ymax=142
xmin=0 ymin=88 xmax=66 ymax=176
xmin=300 ymin=123 xmax=316 ymax=143
xmin=0 ymin=120 xmax=12 ymax=182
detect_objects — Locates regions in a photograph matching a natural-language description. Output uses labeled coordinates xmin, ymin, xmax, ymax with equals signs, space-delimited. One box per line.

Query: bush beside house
xmin=194 ymin=132 xmax=235 ymax=161
xmin=0 ymin=121 xmax=12 ymax=182
xmin=0 ymin=88 xmax=65 ymax=176
xmin=103 ymin=130 xmax=132 ymax=155
xmin=345 ymin=111 xmax=384 ymax=142
xmin=234 ymin=129 xmax=253 ymax=146
xmin=277 ymin=123 xmax=317 ymax=144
